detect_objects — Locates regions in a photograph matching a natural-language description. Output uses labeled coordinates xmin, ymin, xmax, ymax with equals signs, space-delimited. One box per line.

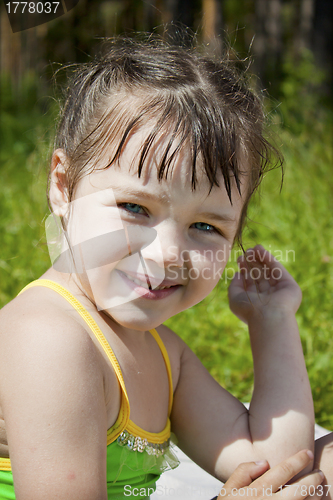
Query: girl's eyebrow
xmin=198 ymin=212 xmax=237 ymax=224
xmin=110 ymin=186 xmax=169 ymax=203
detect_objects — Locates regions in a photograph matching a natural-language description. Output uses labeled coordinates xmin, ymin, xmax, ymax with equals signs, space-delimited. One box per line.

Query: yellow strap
xmin=1 ymin=280 xmax=174 ymax=468
xmin=18 ymin=280 xmax=173 ymax=445
xmin=126 ymin=417 xmax=171 ymax=443
xmin=0 ymin=457 xmax=11 ymax=472
xmin=149 ymin=329 xmax=173 ymax=417
xmin=18 ymin=280 xmax=131 ymax=438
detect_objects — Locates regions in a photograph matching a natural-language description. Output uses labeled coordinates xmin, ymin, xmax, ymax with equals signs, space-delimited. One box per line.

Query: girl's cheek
xmin=189 ymin=243 xmax=232 ymax=277
xmin=68 ymin=208 xmax=124 ymax=246
xmin=66 ymin=189 xmax=123 ymax=246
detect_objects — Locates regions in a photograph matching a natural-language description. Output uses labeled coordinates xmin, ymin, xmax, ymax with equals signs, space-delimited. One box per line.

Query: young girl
xmin=0 ymin=37 xmax=320 ymax=499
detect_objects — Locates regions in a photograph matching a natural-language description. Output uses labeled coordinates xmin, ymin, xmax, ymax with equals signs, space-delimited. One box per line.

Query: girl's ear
xmin=49 ymin=149 xmax=70 ymax=216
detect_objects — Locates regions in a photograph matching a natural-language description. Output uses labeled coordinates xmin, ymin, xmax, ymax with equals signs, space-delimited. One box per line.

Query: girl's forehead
xmin=100 ymin=127 xmax=200 ymax=191
xmin=90 ymin=122 xmax=192 ymax=185
xmin=118 ymin=126 xmax=248 ymax=198
xmin=102 ymin=124 xmax=214 ymax=183
xmin=77 ymin=119 xmax=247 ymax=208
xmin=82 ymin=151 xmax=245 ymax=216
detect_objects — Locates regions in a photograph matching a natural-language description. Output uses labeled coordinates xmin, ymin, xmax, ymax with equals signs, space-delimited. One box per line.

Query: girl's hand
xmin=213 ymin=449 xmax=323 ymax=500
xmin=228 ymin=245 xmax=302 ymax=324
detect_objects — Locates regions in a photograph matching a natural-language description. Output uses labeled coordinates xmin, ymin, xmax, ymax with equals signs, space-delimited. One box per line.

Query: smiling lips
xmin=120 ymin=270 xmax=179 ymax=290
xmin=117 ymin=269 xmax=182 ymax=299
xmin=126 ymin=275 xmax=172 ymax=290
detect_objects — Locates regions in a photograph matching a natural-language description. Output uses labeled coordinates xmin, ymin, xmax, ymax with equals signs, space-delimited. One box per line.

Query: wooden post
xmin=202 ymin=0 xmax=222 ymax=55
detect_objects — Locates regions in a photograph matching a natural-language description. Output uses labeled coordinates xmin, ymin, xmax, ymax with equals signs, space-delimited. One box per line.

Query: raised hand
xmin=228 ymin=245 xmax=302 ymax=324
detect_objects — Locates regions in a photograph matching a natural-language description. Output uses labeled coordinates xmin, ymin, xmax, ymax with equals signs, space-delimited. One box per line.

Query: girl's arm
xmin=0 ymin=298 xmax=111 ymax=500
xmin=170 ymin=246 xmax=314 ymax=481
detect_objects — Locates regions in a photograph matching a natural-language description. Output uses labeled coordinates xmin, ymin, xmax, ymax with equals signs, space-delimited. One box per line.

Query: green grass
xmin=0 ymin=74 xmax=53 ymax=304
xmin=1 ymin=74 xmax=332 ymax=429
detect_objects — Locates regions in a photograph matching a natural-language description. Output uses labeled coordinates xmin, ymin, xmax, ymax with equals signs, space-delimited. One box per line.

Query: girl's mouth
xmin=117 ymin=270 xmax=181 ymax=300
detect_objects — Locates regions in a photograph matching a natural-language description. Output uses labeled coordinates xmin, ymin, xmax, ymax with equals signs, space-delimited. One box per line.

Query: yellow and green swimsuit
xmin=0 ymin=280 xmax=179 ymax=499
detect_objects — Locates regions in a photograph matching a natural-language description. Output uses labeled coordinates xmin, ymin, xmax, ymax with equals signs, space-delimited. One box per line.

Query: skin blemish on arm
xmin=67 ymin=471 xmax=76 ymax=481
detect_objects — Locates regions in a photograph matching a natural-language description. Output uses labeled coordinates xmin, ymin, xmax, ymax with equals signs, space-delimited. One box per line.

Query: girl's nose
xmin=140 ymin=224 xmax=185 ymax=270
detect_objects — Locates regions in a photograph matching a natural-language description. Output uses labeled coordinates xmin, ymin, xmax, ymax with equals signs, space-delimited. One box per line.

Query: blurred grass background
xmin=0 ymin=49 xmax=332 ymax=428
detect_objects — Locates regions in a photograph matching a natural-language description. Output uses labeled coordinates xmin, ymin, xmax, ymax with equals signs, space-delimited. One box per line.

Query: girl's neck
xmin=40 ymin=267 xmax=150 ymax=341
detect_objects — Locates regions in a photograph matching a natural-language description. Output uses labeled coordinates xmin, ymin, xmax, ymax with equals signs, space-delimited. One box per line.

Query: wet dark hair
xmin=51 ymin=35 xmax=282 ymax=244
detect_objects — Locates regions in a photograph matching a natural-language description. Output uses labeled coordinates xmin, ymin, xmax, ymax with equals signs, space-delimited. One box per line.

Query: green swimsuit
xmin=0 ymin=280 xmax=179 ymax=499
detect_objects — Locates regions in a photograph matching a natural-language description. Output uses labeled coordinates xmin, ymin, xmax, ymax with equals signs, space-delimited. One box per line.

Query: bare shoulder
xmin=0 ymin=286 xmax=106 ymax=416
xmin=0 ymin=287 xmax=109 ymax=498
xmin=0 ymin=286 xmax=100 ymax=371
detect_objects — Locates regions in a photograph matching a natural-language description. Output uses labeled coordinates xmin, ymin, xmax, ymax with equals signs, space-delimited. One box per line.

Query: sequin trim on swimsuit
xmin=117 ymin=430 xmax=170 ymax=457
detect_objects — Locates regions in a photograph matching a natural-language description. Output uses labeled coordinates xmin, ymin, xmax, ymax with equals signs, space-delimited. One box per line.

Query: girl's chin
xmin=98 ymin=304 xmax=171 ymax=331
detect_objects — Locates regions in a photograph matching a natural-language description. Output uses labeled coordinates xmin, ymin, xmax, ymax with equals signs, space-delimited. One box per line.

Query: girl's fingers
xmin=251 ymin=450 xmax=318 ymax=492
xmin=215 ymin=451 xmax=322 ymax=500
xmin=237 ymin=257 xmax=270 ymax=292
xmin=239 ymin=246 xmax=276 ymax=272
xmin=222 ymin=461 xmax=270 ymax=491
xmin=238 ymin=245 xmax=293 ymax=289
xmin=304 ymin=489 xmax=323 ymax=500
xmin=252 ymin=245 xmax=289 ymax=278
xmin=276 ymin=471 xmax=324 ymax=500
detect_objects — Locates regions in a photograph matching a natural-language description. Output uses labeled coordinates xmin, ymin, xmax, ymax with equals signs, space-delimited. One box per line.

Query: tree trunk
xmin=0 ymin=5 xmax=22 ymax=83
xmin=312 ymin=0 xmax=333 ymax=80
xmin=202 ymin=0 xmax=223 ymax=55
xmin=143 ymin=0 xmax=158 ymax=31
xmin=253 ymin=0 xmax=282 ymax=83
xmin=295 ymin=0 xmax=315 ymax=52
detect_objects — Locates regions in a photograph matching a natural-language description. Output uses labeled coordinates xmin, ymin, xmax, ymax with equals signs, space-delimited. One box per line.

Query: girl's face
xmin=51 ymin=127 xmax=246 ymax=331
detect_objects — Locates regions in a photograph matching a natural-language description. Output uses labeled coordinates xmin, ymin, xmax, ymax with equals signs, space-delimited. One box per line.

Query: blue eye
xmin=120 ymin=203 xmax=146 ymax=215
xmin=193 ymin=222 xmax=216 ymax=232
